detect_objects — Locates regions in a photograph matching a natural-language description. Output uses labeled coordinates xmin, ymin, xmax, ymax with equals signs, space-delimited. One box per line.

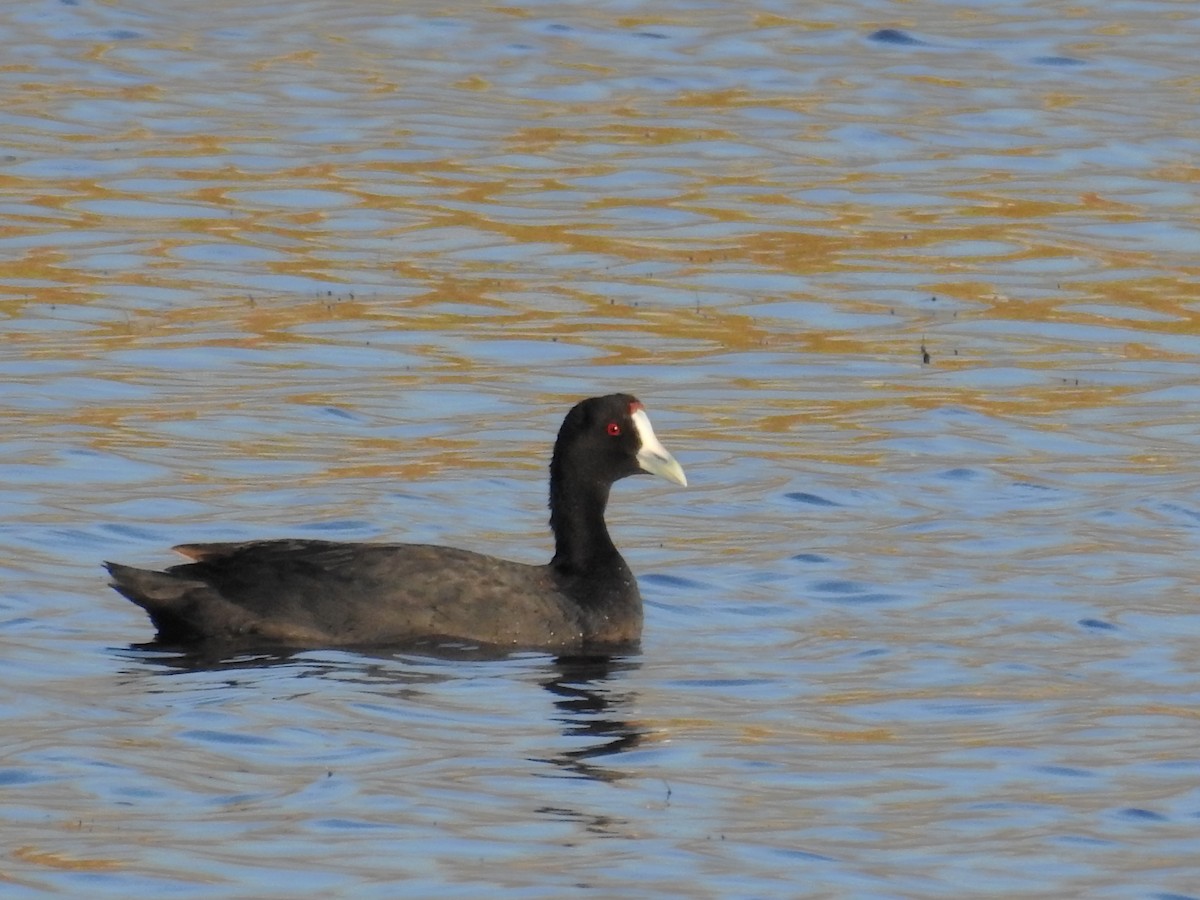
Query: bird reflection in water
xmin=536 ymin=653 xmax=647 ymax=783
xmin=116 ymin=642 xmax=649 ymax=787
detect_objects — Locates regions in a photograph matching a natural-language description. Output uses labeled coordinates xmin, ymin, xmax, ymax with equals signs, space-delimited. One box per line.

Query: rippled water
xmin=4 ymin=0 xmax=1200 ymax=896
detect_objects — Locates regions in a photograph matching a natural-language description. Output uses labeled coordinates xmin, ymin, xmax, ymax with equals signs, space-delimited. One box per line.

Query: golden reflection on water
xmin=6 ymin=4 xmax=1200 ymax=895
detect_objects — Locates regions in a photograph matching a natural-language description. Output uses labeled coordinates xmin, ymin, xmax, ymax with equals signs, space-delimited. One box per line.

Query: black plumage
xmin=106 ymin=394 xmax=686 ymax=651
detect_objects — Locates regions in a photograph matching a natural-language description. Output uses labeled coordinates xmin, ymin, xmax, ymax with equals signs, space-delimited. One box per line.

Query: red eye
xmin=606 ymin=422 xmax=621 ymax=436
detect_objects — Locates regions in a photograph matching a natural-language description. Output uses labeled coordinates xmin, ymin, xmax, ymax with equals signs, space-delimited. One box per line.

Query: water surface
xmin=3 ymin=0 xmax=1200 ymax=896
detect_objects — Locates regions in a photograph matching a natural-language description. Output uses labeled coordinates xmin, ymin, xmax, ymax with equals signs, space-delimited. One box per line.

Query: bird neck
xmin=548 ymin=467 xmax=622 ymax=575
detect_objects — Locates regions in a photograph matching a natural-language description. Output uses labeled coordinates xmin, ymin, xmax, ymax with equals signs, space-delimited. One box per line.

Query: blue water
xmin=3 ymin=0 xmax=1200 ymax=897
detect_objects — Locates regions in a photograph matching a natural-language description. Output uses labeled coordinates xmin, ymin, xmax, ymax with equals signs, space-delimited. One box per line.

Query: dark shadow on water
xmin=117 ymin=637 xmax=552 ymax=677
xmin=114 ymin=641 xmax=647 ymax=785
xmin=533 ymin=653 xmax=646 ymax=783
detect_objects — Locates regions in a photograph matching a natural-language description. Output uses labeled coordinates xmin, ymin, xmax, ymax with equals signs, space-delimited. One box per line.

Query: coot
xmin=106 ymin=394 xmax=686 ymax=651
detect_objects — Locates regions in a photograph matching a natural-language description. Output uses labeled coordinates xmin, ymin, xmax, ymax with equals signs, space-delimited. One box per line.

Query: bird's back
xmin=107 ymin=538 xmax=640 ymax=649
